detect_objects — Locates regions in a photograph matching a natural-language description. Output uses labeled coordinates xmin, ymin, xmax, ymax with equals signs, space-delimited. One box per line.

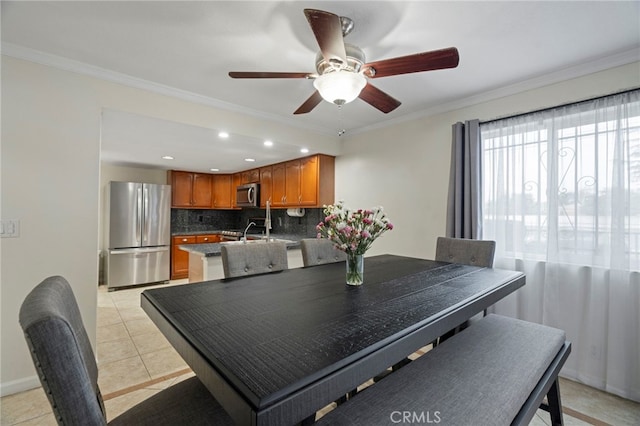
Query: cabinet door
xmin=241 ymin=169 xmax=260 ymax=184
xmin=271 ymin=163 xmax=287 ymax=207
xmin=191 ymin=173 xmax=213 ymax=207
xmin=285 ymin=160 xmax=301 ymax=206
xmin=259 ymin=166 xmax=272 ymax=207
xmin=299 ymin=156 xmax=318 ymax=206
xmin=212 ymin=175 xmax=232 ymax=208
xmin=171 ymin=171 xmax=194 ymax=207
xmin=231 ymin=173 xmax=242 ymax=208
xmin=248 ymin=169 xmax=260 ymax=183
xmin=171 ymin=235 xmax=196 ymax=279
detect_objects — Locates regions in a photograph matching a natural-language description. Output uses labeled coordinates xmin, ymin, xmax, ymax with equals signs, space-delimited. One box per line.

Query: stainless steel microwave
xmin=236 ymin=183 xmax=260 ymax=207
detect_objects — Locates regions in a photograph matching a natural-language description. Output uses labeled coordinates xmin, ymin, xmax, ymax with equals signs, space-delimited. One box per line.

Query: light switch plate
xmin=0 ymin=220 xmax=20 ymax=238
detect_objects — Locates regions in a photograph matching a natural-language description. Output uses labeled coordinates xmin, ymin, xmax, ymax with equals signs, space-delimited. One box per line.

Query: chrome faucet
xmin=243 ymin=222 xmax=256 ymax=243
xmin=265 ymin=200 xmax=271 ymax=242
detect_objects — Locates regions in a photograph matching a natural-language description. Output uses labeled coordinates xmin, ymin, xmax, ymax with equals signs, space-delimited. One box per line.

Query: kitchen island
xmin=179 ymin=236 xmax=304 ymax=283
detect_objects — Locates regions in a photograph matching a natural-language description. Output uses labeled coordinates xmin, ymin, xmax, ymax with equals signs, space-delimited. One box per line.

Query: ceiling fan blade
xmin=229 ymin=72 xmax=312 ymax=79
xmin=358 ymin=83 xmax=401 ymax=114
xmin=304 ymin=9 xmax=347 ymax=66
xmin=364 ymin=47 xmax=459 ymax=78
xmin=294 ymin=91 xmax=323 ymax=115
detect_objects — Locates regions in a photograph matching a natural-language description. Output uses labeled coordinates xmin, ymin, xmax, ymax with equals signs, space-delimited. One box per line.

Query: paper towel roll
xmin=286 ymin=208 xmax=305 ymax=217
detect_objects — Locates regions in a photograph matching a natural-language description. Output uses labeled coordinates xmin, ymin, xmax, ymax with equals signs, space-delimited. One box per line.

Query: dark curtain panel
xmin=446 ymin=119 xmax=482 ymax=239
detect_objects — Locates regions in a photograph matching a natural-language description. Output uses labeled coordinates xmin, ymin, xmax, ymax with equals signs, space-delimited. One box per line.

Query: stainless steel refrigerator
xmin=106 ymin=181 xmax=171 ymax=289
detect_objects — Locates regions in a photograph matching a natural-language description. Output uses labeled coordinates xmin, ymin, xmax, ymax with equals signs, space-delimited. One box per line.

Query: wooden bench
xmin=316 ymin=314 xmax=571 ymax=426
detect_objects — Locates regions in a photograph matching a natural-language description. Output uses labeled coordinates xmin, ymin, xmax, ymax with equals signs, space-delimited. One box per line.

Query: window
xmin=481 ymin=90 xmax=640 ymax=271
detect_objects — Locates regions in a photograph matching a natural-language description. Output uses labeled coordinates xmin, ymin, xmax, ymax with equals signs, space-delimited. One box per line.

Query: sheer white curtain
xmin=481 ymin=90 xmax=640 ymax=401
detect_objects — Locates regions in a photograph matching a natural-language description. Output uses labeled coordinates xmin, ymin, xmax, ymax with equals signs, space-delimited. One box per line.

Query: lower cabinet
xmin=171 ymin=235 xmax=196 ymax=279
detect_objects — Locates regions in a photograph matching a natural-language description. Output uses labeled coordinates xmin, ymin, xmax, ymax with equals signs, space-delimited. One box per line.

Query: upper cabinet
xmin=231 ymin=173 xmax=242 ymax=208
xmin=240 ymin=168 xmax=260 ymax=184
xmin=259 ymin=166 xmax=273 ymax=208
xmin=169 ymin=171 xmax=212 ymax=208
xmin=170 ymin=154 xmax=334 ymax=210
xmin=211 ymin=175 xmax=233 ymax=209
xmin=270 ymin=154 xmax=334 ymax=208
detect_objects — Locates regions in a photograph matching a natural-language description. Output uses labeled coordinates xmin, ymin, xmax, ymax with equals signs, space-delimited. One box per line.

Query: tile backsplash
xmin=171 ymin=208 xmax=324 ymax=237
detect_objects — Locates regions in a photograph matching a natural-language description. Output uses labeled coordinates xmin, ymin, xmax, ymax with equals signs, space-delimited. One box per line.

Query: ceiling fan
xmin=229 ymin=9 xmax=459 ymax=115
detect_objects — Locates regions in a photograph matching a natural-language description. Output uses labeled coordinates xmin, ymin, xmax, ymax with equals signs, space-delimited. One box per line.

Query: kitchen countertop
xmin=179 ymin=234 xmax=307 ymax=257
xmin=172 ymin=230 xmax=227 ymax=236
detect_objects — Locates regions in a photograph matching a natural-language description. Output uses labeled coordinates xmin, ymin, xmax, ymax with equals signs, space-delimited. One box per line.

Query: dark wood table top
xmin=141 ymin=254 xmax=525 ymax=425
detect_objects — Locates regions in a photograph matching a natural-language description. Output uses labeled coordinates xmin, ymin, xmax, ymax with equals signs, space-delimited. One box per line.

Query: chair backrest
xmin=435 ymin=237 xmax=496 ymax=267
xmin=300 ymin=238 xmax=347 ymax=267
xmin=19 ymin=276 xmax=107 ymax=425
xmin=220 ymin=242 xmax=288 ymax=279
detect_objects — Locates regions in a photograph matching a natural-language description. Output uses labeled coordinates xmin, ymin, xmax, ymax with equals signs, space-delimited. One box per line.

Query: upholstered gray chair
xmin=300 ymin=238 xmax=347 ymax=267
xmin=434 ymin=236 xmax=496 ymax=267
xmin=220 ymin=241 xmax=288 ymax=279
xmin=19 ymin=275 xmax=233 ymax=426
xmin=377 ymin=237 xmax=497 ymax=381
xmin=435 ymin=236 xmax=496 ymax=342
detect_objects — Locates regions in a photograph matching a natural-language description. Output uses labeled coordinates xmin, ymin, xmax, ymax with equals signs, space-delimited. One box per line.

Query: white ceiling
xmin=2 ymin=1 xmax=639 ymax=173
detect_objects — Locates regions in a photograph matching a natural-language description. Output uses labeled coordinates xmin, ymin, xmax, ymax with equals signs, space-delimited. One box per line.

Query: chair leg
xmin=546 ymin=379 xmax=564 ymax=426
xmin=391 ymin=357 xmax=412 ymax=371
xmin=300 ymin=413 xmax=316 ymax=425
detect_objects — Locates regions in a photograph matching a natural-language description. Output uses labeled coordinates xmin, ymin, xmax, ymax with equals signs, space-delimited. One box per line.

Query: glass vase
xmin=346 ymin=253 xmax=364 ymax=286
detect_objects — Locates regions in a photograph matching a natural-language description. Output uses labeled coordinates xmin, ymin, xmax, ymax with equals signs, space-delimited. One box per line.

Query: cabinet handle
xmin=182 ymin=238 xmax=188 ymax=242
xmin=203 ymin=238 xmax=209 ymax=241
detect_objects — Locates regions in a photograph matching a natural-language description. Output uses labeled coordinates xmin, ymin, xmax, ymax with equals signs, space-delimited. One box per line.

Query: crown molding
xmin=3 ymin=42 xmax=638 ymax=138
xmin=0 ymin=42 xmax=335 ymax=137
xmin=350 ymin=47 xmax=640 ymax=136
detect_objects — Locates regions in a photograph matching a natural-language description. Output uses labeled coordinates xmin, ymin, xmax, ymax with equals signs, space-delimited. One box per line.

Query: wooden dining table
xmin=141 ymin=254 xmax=525 ymax=426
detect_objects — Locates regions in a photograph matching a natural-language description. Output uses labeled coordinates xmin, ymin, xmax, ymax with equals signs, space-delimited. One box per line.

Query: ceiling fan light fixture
xmin=313 ymin=71 xmax=366 ymax=106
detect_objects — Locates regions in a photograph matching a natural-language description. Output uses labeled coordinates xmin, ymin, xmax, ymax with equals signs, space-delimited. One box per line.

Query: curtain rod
xmin=479 ymin=87 xmax=640 ymax=125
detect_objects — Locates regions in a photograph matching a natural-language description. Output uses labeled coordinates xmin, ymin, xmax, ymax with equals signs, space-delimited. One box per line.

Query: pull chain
xmin=337 ymin=104 xmax=346 ymax=137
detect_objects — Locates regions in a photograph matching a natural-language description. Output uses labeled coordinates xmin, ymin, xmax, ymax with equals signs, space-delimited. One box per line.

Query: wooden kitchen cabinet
xmin=271 ymin=162 xmax=287 ymax=207
xmin=171 ymin=235 xmax=196 ymax=279
xmin=259 ymin=166 xmax=272 ymax=207
xmin=269 ymin=155 xmax=334 ymax=207
xmin=196 ymin=234 xmax=221 ymax=243
xmin=285 ymin=160 xmax=301 ymax=205
xmin=231 ymin=173 xmax=242 ymax=208
xmin=241 ymin=169 xmax=260 ymax=184
xmin=169 ymin=171 xmax=213 ymax=208
xmin=211 ymin=174 xmax=233 ymax=209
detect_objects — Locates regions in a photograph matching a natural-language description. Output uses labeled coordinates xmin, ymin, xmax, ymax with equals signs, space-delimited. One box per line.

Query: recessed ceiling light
xmin=300 ymin=148 xmax=309 ymax=153
xmin=162 ymin=155 xmax=174 ymax=160
xmin=264 ymin=140 xmax=273 ymax=147
xmin=218 ymin=131 xmax=229 ymax=138
xmin=210 ymin=168 xmax=219 ymax=172
xmin=244 ymin=158 xmax=256 ymax=162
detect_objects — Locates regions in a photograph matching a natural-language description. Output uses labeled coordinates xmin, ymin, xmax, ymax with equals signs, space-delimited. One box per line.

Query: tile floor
xmin=2 ymin=280 xmax=639 ymax=425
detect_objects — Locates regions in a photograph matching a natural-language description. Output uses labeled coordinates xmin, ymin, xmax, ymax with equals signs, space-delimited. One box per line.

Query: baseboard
xmin=0 ymin=375 xmax=41 ymax=397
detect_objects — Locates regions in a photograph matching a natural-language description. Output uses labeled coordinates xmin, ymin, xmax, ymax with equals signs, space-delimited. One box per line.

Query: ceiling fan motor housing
xmin=315 ymin=43 xmax=366 ymax=75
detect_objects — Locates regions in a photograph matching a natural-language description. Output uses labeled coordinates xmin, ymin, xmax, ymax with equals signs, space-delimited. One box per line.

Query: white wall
xmin=336 ymin=62 xmax=640 ymax=260
xmin=0 ymin=56 xmax=337 ymax=395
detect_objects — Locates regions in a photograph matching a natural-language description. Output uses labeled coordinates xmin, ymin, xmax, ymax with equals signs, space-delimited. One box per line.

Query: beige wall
xmin=335 ymin=61 xmax=640 ymax=260
xmin=0 ymin=56 xmax=337 ymax=395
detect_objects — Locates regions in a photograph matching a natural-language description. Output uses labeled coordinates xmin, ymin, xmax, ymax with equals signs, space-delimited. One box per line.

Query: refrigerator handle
xmin=142 ymin=186 xmax=149 ymax=244
xmin=136 ymin=186 xmax=143 ymax=245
